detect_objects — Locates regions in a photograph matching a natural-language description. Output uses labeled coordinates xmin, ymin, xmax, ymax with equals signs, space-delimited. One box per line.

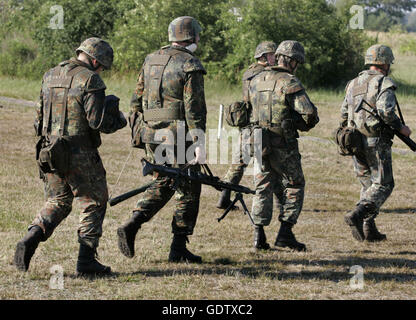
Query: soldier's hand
xmin=399 ymin=125 xmax=412 ymax=137
xmin=190 ymin=146 xmax=206 ymax=165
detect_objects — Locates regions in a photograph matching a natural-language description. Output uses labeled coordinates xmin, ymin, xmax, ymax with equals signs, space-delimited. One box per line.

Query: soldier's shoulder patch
xmin=85 ymin=73 xmax=107 ymax=93
xmin=183 ymin=57 xmax=207 ymax=74
xmin=380 ymin=76 xmax=397 ymax=93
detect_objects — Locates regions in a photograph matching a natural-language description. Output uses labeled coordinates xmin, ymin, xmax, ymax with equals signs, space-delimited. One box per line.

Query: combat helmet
xmin=254 ymin=41 xmax=277 ymax=59
xmin=365 ymin=44 xmax=395 ymax=66
xmin=76 ymin=37 xmax=114 ymax=69
xmin=168 ymin=16 xmax=202 ymax=42
xmin=275 ymin=40 xmax=305 ymax=64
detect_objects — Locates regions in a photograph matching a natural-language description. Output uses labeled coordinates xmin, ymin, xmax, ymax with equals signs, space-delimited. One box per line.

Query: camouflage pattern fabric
xmin=130 ymin=45 xmax=206 ymax=145
xmin=134 ymin=144 xmax=201 ymax=235
xmin=223 ymin=62 xmax=266 ymax=185
xmin=129 ymin=44 xmax=207 ymax=235
xmin=365 ymin=44 xmax=395 ymax=66
xmin=30 ymin=59 xmax=126 ymax=249
xmin=341 ymin=70 xmax=402 ymax=136
xmin=341 ymin=69 xmax=399 ymax=216
xmin=76 ymin=37 xmax=114 ymax=69
xmin=168 ymin=16 xmax=202 ymax=42
xmin=252 ymin=139 xmax=305 ymax=225
xmin=352 ymin=137 xmax=394 ymax=220
xmin=254 ymin=41 xmax=277 ymax=59
xmin=30 ymin=149 xmax=108 ymax=248
xmin=275 ymin=40 xmax=305 ymax=64
xmin=248 ymin=67 xmax=318 ymax=226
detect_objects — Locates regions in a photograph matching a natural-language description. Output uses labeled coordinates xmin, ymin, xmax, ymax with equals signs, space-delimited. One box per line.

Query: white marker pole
xmin=218 ymin=104 xmax=224 ymax=140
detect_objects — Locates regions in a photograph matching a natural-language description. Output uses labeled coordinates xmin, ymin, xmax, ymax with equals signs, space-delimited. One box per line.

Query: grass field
xmin=0 ymin=33 xmax=415 ymax=300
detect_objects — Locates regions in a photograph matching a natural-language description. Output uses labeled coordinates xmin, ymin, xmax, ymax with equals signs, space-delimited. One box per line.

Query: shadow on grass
xmin=379 ymin=208 xmax=416 ymax=214
xmin=113 ymin=255 xmax=416 ymax=283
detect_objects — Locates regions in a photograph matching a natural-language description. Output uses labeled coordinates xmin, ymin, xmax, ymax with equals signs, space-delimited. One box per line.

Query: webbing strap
xmin=43 ymin=66 xmax=83 ymax=137
xmin=143 ymin=107 xmax=183 ymax=121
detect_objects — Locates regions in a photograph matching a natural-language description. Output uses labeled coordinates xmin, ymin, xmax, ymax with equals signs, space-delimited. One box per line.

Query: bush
xmin=218 ymin=0 xmax=370 ymax=87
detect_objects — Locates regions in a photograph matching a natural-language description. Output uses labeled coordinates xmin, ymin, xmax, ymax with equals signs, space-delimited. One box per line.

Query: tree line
xmin=0 ymin=0 xmax=388 ymax=88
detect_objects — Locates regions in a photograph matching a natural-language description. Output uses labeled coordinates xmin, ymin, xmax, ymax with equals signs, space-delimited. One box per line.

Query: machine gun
xmin=108 ymin=159 xmax=256 ymax=225
xmin=355 ymin=97 xmax=416 ymax=152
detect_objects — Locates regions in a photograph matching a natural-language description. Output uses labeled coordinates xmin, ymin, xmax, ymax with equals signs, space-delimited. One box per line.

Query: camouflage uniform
xmin=219 ymin=42 xmax=277 ymax=209
xmin=118 ymin=17 xmax=207 ymax=263
xmin=15 ymin=38 xmax=126 ymax=273
xmin=30 ymin=57 xmax=126 ymax=248
xmin=222 ymin=62 xmax=265 ymax=186
xmin=249 ymin=40 xmax=319 ymax=251
xmin=129 ymin=44 xmax=206 ymax=234
xmin=341 ymin=45 xmax=403 ymax=241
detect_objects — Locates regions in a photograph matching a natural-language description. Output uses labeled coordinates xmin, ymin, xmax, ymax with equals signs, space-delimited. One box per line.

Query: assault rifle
xmin=108 ymin=159 xmax=256 ymax=225
xmin=355 ymin=97 xmax=416 ymax=152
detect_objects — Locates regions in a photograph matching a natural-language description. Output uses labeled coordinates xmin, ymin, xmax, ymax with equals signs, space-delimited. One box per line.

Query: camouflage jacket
xmin=248 ymin=66 xmax=319 ymax=139
xmin=130 ymin=45 xmax=207 ymax=145
xmin=340 ymin=69 xmax=402 ymax=138
xmin=35 ymin=58 xmax=125 ymax=148
xmin=242 ymin=63 xmax=266 ymax=102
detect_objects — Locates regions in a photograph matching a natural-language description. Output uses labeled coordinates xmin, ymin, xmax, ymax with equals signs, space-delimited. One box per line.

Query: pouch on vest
xmin=37 ymin=65 xmax=82 ymax=175
xmin=225 ymin=101 xmax=250 ymax=127
xmin=37 ymin=136 xmax=70 ymax=175
xmin=334 ymin=126 xmax=364 ymax=157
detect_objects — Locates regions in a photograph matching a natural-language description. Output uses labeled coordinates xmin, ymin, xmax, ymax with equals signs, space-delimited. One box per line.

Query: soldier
xmin=117 ymin=16 xmax=207 ymax=263
xmin=14 ymin=38 xmax=127 ymax=275
xmin=248 ymin=40 xmax=319 ymax=251
xmin=341 ymin=44 xmax=411 ymax=242
xmin=217 ymin=41 xmax=277 ymax=211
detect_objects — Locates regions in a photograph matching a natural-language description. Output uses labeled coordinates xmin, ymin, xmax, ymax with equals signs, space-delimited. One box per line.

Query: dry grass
xmin=1 ymin=97 xmax=416 ymax=300
xmin=1 ymin=35 xmax=416 ymax=300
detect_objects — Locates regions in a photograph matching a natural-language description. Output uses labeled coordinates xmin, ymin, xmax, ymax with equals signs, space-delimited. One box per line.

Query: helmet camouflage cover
xmin=76 ymin=37 xmax=114 ymax=69
xmin=275 ymin=40 xmax=305 ymax=64
xmin=254 ymin=41 xmax=277 ymax=59
xmin=168 ymin=16 xmax=202 ymax=42
xmin=365 ymin=44 xmax=395 ymax=66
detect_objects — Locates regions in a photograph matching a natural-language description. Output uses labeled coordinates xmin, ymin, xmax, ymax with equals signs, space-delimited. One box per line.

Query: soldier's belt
xmin=143 ymin=107 xmax=184 ymax=121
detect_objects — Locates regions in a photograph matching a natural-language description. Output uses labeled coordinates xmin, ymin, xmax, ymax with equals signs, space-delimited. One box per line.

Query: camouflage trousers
xmin=352 ymin=137 xmax=394 ymax=219
xmin=251 ymin=140 xmax=304 ymax=226
xmin=30 ymin=148 xmax=108 ymax=249
xmin=133 ymin=143 xmax=202 ymax=235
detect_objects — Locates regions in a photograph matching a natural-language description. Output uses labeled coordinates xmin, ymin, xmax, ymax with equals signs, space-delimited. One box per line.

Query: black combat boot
xmin=363 ymin=219 xmax=387 ymax=242
xmin=76 ymin=243 xmax=111 ymax=276
xmin=168 ymin=234 xmax=202 ymax=263
xmin=117 ymin=211 xmax=147 ymax=258
xmin=344 ymin=204 xmax=369 ymax=242
xmin=254 ymin=225 xmax=270 ymax=250
xmin=14 ymin=226 xmax=44 ymax=272
xmin=274 ymin=221 xmax=306 ymax=252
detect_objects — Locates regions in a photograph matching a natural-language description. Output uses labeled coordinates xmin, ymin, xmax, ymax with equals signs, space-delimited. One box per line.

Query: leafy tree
xmin=110 ymin=0 xmax=227 ymax=73
xmin=219 ymin=0 xmax=370 ymax=87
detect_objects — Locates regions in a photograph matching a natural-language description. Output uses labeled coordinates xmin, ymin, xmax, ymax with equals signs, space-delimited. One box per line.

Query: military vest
xmin=41 ymin=60 xmax=104 ymax=147
xmin=141 ymin=45 xmax=205 ymax=144
xmin=248 ymin=68 xmax=303 ymax=135
xmin=242 ymin=63 xmax=265 ymax=102
xmin=346 ymin=70 xmax=389 ymax=137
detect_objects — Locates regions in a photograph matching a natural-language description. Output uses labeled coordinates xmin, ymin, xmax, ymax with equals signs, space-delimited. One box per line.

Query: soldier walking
xmin=341 ymin=45 xmax=411 ymax=242
xmin=14 ymin=38 xmax=127 ymax=275
xmin=117 ymin=16 xmax=207 ymax=263
xmin=217 ymin=41 xmax=277 ymax=211
xmin=248 ymin=41 xmax=319 ymax=251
